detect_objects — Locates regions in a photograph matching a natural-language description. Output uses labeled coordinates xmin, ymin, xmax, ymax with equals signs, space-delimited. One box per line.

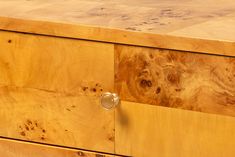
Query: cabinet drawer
xmin=0 ymin=138 xmax=118 ymax=157
xmin=0 ymin=31 xmax=115 ymax=153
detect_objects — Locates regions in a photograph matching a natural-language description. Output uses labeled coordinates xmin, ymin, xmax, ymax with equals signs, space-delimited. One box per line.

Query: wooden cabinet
xmin=1 ymin=30 xmax=234 ymax=157
xmin=0 ymin=0 xmax=235 ymax=157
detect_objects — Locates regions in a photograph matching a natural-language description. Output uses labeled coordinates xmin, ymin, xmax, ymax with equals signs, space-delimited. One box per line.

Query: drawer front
xmin=115 ymin=44 xmax=235 ymax=117
xmin=0 ymin=138 xmax=118 ymax=157
xmin=0 ymin=31 xmax=114 ymax=153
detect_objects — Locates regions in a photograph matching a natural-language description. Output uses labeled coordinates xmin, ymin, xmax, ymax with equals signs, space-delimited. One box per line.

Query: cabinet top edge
xmin=0 ymin=16 xmax=234 ymax=57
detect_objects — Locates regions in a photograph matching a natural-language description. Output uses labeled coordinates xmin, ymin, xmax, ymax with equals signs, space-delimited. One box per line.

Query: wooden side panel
xmin=0 ymin=138 xmax=118 ymax=157
xmin=115 ymin=45 xmax=235 ymax=117
xmin=115 ymin=101 xmax=235 ymax=157
xmin=0 ymin=31 xmax=114 ymax=153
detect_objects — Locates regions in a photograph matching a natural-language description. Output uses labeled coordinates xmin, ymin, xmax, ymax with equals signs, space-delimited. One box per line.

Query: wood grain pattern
xmin=0 ymin=31 xmax=115 ymax=153
xmin=115 ymin=101 xmax=235 ymax=157
xmin=0 ymin=138 xmax=119 ymax=157
xmin=115 ymin=45 xmax=235 ymax=117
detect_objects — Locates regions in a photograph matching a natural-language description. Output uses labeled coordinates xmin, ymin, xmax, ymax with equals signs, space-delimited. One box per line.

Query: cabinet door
xmin=0 ymin=31 xmax=114 ymax=153
xmin=114 ymin=44 xmax=235 ymax=157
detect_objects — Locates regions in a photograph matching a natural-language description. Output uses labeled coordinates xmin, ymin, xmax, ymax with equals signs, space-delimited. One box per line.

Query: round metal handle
xmin=100 ymin=92 xmax=120 ymax=110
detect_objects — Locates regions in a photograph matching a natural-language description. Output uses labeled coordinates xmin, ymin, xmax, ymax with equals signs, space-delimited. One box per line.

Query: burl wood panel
xmin=115 ymin=101 xmax=235 ymax=157
xmin=0 ymin=138 xmax=119 ymax=157
xmin=115 ymin=45 xmax=235 ymax=117
xmin=0 ymin=31 xmax=115 ymax=153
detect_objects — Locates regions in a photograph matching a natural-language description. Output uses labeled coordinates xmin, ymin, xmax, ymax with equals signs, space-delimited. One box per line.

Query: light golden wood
xmin=0 ymin=31 xmax=115 ymax=153
xmin=0 ymin=138 xmax=118 ymax=157
xmin=0 ymin=1 xmax=235 ymax=156
xmin=115 ymin=44 xmax=235 ymax=117
xmin=115 ymin=101 xmax=235 ymax=157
